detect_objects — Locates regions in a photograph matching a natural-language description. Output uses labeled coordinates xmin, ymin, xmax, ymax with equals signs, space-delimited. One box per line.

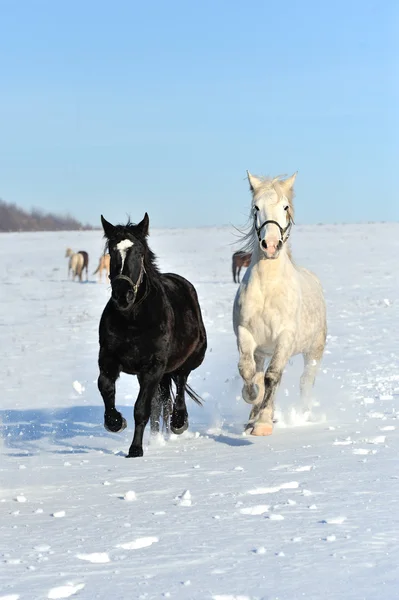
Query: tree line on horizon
xmin=0 ymin=199 xmax=95 ymax=232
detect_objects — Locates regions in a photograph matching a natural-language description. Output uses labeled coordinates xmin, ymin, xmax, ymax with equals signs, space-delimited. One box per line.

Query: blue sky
xmin=0 ymin=0 xmax=397 ymax=227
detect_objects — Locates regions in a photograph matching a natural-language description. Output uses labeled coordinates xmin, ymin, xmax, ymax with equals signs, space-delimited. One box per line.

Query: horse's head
xmin=247 ymin=172 xmax=296 ymax=259
xmin=101 ymin=213 xmax=149 ymax=311
xmin=65 ymin=247 xmax=73 ymax=258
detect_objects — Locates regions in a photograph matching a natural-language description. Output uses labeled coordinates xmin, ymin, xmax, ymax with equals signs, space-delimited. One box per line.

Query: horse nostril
xmin=126 ymin=289 xmax=135 ymax=303
xmin=261 ymin=240 xmax=267 ymax=249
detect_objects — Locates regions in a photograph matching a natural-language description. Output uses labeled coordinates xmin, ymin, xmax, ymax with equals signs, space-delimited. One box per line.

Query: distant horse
xmin=65 ymin=248 xmax=89 ymax=281
xmin=233 ymin=172 xmax=326 ymax=436
xmin=93 ymin=253 xmax=110 ymax=282
xmin=232 ymin=250 xmax=252 ymax=283
xmin=98 ymin=213 xmax=207 ymax=457
xmin=65 ymin=248 xmax=84 ymax=282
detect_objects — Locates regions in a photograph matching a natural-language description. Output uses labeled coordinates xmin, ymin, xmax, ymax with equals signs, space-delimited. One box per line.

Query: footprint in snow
xmin=247 ymin=481 xmax=299 ymax=495
xmin=47 ymin=583 xmax=85 ymax=599
xmin=333 ymin=439 xmax=353 ymax=446
xmin=116 ymin=537 xmax=158 ymax=550
xmin=365 ymin=436 xmax=386 ymax=444
xmin=240 ymin=505 xmax=269 ymax=515
xmin=320 ymin=517 xmax=346 ymax=524
xmin=76 ymin=552 xmax=110 ymax=563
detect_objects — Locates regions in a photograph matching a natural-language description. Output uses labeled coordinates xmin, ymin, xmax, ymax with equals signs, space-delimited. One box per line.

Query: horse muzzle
xmin=111 ymin=277 xmax=138 ymax=310
xmin=259 ymin=238 xmax=282 ymax=259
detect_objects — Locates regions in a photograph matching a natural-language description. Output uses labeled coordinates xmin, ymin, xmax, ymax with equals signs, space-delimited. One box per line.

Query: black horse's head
xmin=101 ymin=213 xmax=150 ymax=311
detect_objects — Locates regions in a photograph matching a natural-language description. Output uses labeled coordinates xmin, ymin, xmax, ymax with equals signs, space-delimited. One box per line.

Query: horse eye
xmin=254 ymin=205 xmax=259 ymax=211
xmin=284 ymin=206 xmax=289 ymax=211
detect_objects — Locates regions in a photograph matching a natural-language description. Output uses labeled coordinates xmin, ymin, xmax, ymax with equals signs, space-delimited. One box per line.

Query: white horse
xmin=233 ymin=172 xmax=327 ymax=436
xmin=65 ymin=248 xmax=85 ymax=282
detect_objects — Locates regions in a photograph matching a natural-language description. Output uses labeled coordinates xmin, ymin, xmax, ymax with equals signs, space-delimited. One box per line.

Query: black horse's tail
xmin=167 ymin=375 xmax=203 ymax=406
xmin=184 ymin=383 xmax=203 ymax=406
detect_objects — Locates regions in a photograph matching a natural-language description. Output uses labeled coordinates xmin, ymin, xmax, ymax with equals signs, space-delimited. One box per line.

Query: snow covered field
xmin=1 ymin=223 xmax=398 ymax=600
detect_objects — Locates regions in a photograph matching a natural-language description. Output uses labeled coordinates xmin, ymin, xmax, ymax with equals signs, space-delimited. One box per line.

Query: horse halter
xmin=111 ymin=257 xmax=146 ymax=304
xmin=254 ymin=215 xmax=293 ymax=245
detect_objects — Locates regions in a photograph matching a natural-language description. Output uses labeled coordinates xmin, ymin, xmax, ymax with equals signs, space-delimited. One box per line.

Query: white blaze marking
xmin=116 ymin=239 xmax=134 ymax=271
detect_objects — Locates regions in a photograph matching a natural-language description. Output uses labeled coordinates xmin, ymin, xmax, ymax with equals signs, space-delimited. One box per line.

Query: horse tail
xmin=183 ymin=383 xmax=203 ymax=406
xmin=168 ymin=375 xmax=203 ymax=406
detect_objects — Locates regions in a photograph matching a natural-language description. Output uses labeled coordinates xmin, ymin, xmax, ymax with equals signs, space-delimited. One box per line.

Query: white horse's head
xmin=246 ymin=172 xmax=297 ymax=259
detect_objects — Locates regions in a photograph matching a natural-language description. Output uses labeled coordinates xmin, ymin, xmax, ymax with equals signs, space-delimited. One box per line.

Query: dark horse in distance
xmin=232 ymin=250 xmax=251 ymax=283
xmin=97 ymin=213 xmax=207 ymax=457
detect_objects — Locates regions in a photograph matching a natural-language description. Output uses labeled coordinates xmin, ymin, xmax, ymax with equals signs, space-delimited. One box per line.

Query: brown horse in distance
xmin=232 ymin=250 xmax=252 ymax=283
xmin=93 ymin=254 xmax=110 ymax=282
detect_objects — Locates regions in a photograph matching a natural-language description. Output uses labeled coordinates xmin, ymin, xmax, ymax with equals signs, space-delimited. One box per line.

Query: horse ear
xmin=280 ymin=172 xmax=297 ymax=193
xmin=247 ymin=171 xmax=262 ymax=193
xmin=101 ymin=215 xmax=115 ymax=238
xmin=137 ymin=212 xmax=150 ymax=237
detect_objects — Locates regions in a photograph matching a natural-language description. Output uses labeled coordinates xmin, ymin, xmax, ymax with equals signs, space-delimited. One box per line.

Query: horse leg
xmin=237 ymin=326 xmax=258 ymax=404
xmin=150 ymin=389 xmax=162 ymax=434
xmin=170 ymin=374 xmax=189 ymax=435
xmin=150 ymin=377 xmax=171 ymax=435
xmin=247 ymin=332 xmax=294 ymax=436
xmin=252 ymin=350 xmax=266 ymax=403
xmin=300 ymin=339 xmax=325 ymax=413
xmin=128 ymin=370 xmax=164 ymax=457
xmin=98 ymin=355 xmax=126 ymax=433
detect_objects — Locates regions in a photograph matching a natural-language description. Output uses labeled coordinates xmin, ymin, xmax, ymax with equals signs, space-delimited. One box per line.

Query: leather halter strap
xmin=111 ymin=257 xmax=147 ymax=307
xmin=255 ymin=218 xmax=293 ymax=244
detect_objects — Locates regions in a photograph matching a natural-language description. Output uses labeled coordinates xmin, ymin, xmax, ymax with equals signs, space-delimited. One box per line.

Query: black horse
xmin=97 ymin=213 xmax=207 ymax=457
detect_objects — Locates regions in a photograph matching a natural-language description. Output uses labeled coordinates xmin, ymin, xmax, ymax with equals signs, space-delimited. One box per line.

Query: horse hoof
xmin=171 ymin=410 xmax=188 ymax=435
xmin=242 ymin=383 xmax=259 ymax=404
xmin=127 ymin=446 xmax=143 ymax=458
xmin=170 ymin=421 xmax=188 ymax=435
xmin=104 ymin=415 xmax=127 ymax=433
xmin=250 ymin=423 xmax=273 ymax=436
xmin=243 ymin=396 xmax=256 ymax=405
